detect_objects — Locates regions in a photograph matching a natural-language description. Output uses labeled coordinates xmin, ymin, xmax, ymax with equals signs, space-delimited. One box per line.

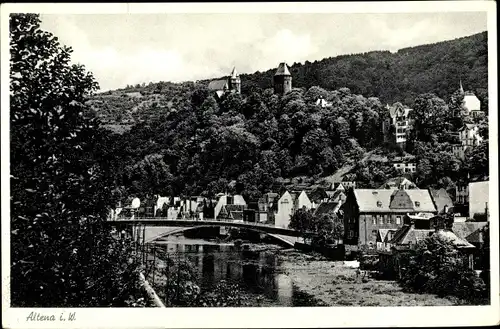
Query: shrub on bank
xmin=399 ymin=234 xmax=488 ymax=304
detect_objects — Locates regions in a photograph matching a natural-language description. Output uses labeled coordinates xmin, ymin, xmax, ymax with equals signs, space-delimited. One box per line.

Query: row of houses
xmin=109 ymin=180 xmax=356 ymax=226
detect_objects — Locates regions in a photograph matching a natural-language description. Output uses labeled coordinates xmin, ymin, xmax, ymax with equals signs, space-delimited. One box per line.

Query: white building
xmin=452 ymin=124 xmax=484 ymax=160
xmin=391 ymin=156 xmax=417 ymax=173
xmin=214 ymin=194 xmax=246 ymax=220
xmin=463 ymin=91 xmax=483 ymax=117
xmin=274 ymin=190 xmax=313 ymax=229
xmin=382 ymin=104 xmax=413 ymax=146
xmin=468 ymin=181 xmax=489 ymax=219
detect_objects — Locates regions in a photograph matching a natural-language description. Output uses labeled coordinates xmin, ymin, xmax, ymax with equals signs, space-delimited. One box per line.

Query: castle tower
xmin=229 ymin=67 xmax=241 ymax=94
xmin=273 ymin=62 xmax=292 ymax=95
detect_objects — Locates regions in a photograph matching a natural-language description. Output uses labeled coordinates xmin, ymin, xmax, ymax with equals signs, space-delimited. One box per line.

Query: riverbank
xmin=277 ymin=250 xmax=463 ymax=306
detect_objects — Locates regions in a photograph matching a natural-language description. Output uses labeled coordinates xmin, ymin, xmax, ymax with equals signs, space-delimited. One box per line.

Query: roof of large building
xmin=274 ymin=62 xmax=291 ymax=76
xmin=208 ymin=79 xmax=228 ymax=91
xmin=353 ymin=189 xmax=436 ymax=213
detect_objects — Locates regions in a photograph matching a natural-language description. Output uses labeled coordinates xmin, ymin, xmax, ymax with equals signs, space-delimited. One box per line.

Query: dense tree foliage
xmin=10 ymin=14 xmax=141 ymax=307
xmin=100 ymin=85 xmax=392 ymax=200
xmin=289 ymin=209 xmax=344 ymax=246
xmin=240 ymin=32 xmax=487 ymax=106
xmin=400 ymin=234 xmax=488 ymax=304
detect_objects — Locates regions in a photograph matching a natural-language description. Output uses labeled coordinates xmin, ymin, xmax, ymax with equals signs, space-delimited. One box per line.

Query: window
xmin=377 ymin=201 xmax=382 ymax=208
xmin=372 ymin=216 xmax=377 ymax=225
xmin=379 ymin=217 xmax=384 ymax=225
xmin=387 ymin=216 xmax=393 ymax=224
xmin=396 ymin=216 xmax=401 ymax=225
xmin=415 ymin=201 xmax=420 ymax=207
xmin=281 ymin=199 xmax=289 ymax=204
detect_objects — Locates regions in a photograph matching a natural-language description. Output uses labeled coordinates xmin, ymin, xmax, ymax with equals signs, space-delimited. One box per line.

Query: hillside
xmin=240 ymin=32 xmax=487 ymax=105
xmin=88 ymin=32 xmax=488 ymax=130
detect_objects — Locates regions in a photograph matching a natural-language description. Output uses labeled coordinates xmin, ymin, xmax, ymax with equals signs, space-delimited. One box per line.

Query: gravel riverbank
xmin=277 ymin=250 xmax=461 ymax=306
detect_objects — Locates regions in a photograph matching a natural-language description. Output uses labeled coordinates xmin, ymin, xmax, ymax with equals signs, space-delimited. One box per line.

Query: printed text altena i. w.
xmin=26 ymin=311 xmax=76 ymax=321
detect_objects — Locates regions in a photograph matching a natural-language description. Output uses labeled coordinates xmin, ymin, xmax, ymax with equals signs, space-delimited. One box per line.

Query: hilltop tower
xmin=273 ymin=62 xmax=292 ymax=95
xmin=229 ymin=67 xmax=241 ymax=94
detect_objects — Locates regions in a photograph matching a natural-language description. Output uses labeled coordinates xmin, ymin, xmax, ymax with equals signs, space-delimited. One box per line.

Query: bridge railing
xmin=111 ymin=217 xmax=280 ymax=228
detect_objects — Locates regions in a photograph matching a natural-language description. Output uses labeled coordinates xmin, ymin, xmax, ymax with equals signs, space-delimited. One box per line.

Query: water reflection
xmin=155 ymin=237 xmax=318 ymax=306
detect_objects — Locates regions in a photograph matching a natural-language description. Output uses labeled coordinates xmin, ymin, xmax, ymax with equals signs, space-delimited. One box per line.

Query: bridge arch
xmin=145 ymin=225 xmax=300 ymax=247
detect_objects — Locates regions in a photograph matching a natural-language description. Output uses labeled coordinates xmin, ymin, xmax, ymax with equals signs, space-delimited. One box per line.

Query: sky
xmin=40 ymin=12 xmax=487 ymax=92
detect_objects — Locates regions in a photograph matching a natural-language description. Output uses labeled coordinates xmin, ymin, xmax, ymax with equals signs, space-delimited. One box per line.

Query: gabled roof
xmin=274 ymin=62 xmax=291 ymax=76
xmin=452 ymin=222 xmax=488 ymax=243
xmin=208 ymin=79 xmax=228 ymax=91
xmin=429 ymin=188 xmax=454 ymax=214
xmin=353 ymin=189 xmax=436 ymax=213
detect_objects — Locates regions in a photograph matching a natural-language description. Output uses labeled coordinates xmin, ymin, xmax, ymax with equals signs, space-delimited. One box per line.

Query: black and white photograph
xmin=1 ymin=2 xmax=498 ymax=328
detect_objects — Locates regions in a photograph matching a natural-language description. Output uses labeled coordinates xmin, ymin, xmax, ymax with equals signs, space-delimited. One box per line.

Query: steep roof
xmin=208 ymin=79 xmax=228 ymax=91
xmin=314 ymin=202 xmax=340 ymax=216
xmin=452 ymin=222 xmax=488 ymax=243
xmin=230 ymin=67 xmax=239 ymax=78
xmin=391 ymin=225 xmax=474 ymax=248
xmin=460 ymin=123 xmax=478 ymax=131
xmin=274 ymin=62 xmax=291 ymax=76
xmin=429 ymin=188 xmax=454 ymax=214
xmin=353 ymin=189 xmax=436 ymax=213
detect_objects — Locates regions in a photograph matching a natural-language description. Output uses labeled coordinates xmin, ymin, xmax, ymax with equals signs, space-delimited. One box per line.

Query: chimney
xmin=435 ymin=215 xmax=445 ymax=232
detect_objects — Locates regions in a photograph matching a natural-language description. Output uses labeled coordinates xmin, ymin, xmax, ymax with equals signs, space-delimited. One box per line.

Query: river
xmin=151 ymin=234 xmax=321 ymax=306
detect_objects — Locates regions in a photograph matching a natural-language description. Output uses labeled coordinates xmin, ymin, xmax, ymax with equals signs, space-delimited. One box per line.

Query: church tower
xmin=229 ymin=67 xmax=241 ymax=94
xmin=273 ymin=62 xmax=292 ymax=95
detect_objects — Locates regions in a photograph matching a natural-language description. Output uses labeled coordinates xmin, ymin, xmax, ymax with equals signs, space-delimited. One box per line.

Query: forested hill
xmin=90 ymin=31 xmax=488 ymax=127
xmin=239 ymin=31 xmax=488 ymax=106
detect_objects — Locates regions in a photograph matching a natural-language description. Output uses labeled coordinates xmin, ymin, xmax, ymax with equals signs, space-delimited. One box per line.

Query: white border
xmin=1 ymin=2 xmax=498 ymax=328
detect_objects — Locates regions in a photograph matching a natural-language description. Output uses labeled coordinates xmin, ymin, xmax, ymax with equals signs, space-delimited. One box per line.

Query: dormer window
xmin=415 ymin=201 xmax=420 ymax=207
xmin=377 ymin=201 xmax=382 ymax=207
